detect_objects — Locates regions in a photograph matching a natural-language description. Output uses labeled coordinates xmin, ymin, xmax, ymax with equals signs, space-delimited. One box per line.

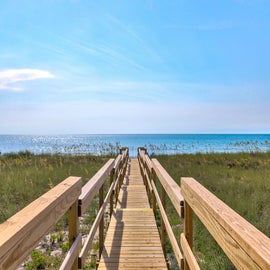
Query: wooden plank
xmin=101 ymin=251 xmax=164 ymax=256
xmin=98 ymin=266 xmax=167 ymax=270
xmin=152 ymin=180 xmax=184 ymax=268
xmin=102 ymin=246 xmax=164 ymax=252
xmin=99 ymin=184 xmax=104 ymax=258
xmin=152 ymin=159 xmax=184 ymax=217
xmin=181 ymin=177 xmax=270 ymax=270
xmin=184 ymin=200 xmax=193 ymax=270
xmin=100 ymin=258 xmax=167 ymax=263
xmin=145 ymin=169 xmax=153 ymax=193
xmin=98 ymin=268 xmax=167 ymax=270
xmin=98 ymin=265 xmax=168 ymax=270
xmin=69 ymin=200 xmax=79 ymax=270
xmin=104 ymin=242 xmax=163 ymax=246
xmin=106 ymin=234 xmax=159 ymax=238
xmin=60 ymin=234 xmax=82 ymax=270
xmin=110 ymin=169 xmax=114 ymax=217
xmin=0 ymin=176 xmax=81 ymax=270
xmin=100 ymin=256 xmax=165 ymax=260
xmin=180 ymin=233 xmax=200 ymax=270
xmin=98 ymin=262 xmax=167 ymax=267
xmin=98 ymin=158 xmax=167 ymax=270
xmin=107 ymin=226 xmax=158 ymax=230
xmin=144 ymin=154 xmax=153 ymax=174
xmin=114 ymin=154 xmax=122 ymax=171
xmin=79 ymin=175 xmax=116 ymax=264
xmin=78 ymin=159 xmax=114 ymax=215
xmin=105 ymin=231 xmax=160 ymax=236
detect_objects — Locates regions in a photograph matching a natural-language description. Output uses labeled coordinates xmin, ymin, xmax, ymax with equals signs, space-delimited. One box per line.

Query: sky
xmin=0 ymin=0 xmax=270 ymax=134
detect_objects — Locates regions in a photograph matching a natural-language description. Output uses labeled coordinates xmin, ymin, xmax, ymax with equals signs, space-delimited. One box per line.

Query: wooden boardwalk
xmin=98 ymin=158 xmax=167 ymax=270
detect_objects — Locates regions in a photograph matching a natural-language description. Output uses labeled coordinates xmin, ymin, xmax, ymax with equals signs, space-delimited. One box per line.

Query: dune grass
xmin=0 ymin=151 xmax=111 ymax=223
xmin=1 ymin=151 xmax=270 ymax=269
xmin=156 ymin=152 xmax=270 ymax=269
xmin=0 ymin=151 xmax=113 ymax=269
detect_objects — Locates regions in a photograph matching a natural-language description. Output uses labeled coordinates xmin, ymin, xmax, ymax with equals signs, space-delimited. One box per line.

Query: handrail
xmin=181 ymin=177 xmax=270 ymax=270
xmin=78 ymin=147 xmax=129 ymax=267
xmin=0 ymin=147 xmax=129 ymax=270
xmin=152 ymin=158 xmax=184 ymax=217
xmin=78 ymin=172 xmax=116 ymax=266
xmin=138 ymin=147 xmax=270 ymax=270
xmin=0 ymin=176 xmax=82 ymax=270
xmin=78 ymin=159 xmax=115 ymax=216
xmin=2 ymin=146 xmax=270 ymax=270
xmin=137 ymin=147 xmax=184 ymax=269
xmin=151 ymin=179 xmax=184 ymax=268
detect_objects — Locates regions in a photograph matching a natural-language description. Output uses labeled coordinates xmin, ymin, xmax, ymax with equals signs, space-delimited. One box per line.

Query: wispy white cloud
xmin=0 ymin=69 xmax=55 ymax=91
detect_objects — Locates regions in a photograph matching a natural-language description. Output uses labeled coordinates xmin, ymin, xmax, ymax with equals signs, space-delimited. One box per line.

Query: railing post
xmin=119 ymin=159 xmax=123 ymax=188
xmin=110 ymin=168 xmax=115 ymax=217
xmin=121 ymin=159 xmax=125 ymax=187
xmin=161 ymin=185 xmax=166 ymax=257
xmin=143 ymin=160 xmax=147 ymax=187
xmin=99 ymin=184 xmax=104 ymax=258
xmin=122 ymin=152 xmax=128 ymax=184
xmin=69 ymin=200 xmax=79 ymax=270
xmin=114 ymin=160 xmax=120 ymax=207
xmin=184 ymin=200 xmax=193 ymax=270
xmin=147 ymin=166 xmax=152 ymax=206
xmin=152 ymin=169 xmax=157 ymax=218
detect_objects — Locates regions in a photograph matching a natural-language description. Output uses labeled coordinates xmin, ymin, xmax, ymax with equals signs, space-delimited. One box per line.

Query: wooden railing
xmin=1 ymin=146 xmax=270 ymax=270
xmin=138 ymin=147 xmax=185 ymax=269
xmin=0 ymin=148 xmax=129 ymax=270
xmin=137 ymin=147 xmax=270 ymax=270
xmin=78 ymin=147 xmax=129 ymax=268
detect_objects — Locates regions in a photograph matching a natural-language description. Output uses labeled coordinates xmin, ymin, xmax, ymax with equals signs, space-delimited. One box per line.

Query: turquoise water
xmin=0 ymin=134 xmax=270 ymax=156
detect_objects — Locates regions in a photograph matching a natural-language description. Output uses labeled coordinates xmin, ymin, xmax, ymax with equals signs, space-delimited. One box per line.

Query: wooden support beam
xmin=161 ymin=185 xmax=166 ymax=256
xmin=60 ymin=234 xmax=82 ymax=270
xmin=99 ymin=184 xmax=104 ymax=258
xmin=110 ymin=168 xmax=115 ymax=217
xmin=69 ymin=200 xmax=79 ymax=270
xmin=180 ymin=234 xmax=200 ymax=270
xmin=183 ymin=201 xmax=193 ymax=270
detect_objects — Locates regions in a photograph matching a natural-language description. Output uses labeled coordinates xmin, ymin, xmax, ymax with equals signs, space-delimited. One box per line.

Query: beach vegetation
xmin=156 ymin=151 xmax=270 ymax=269
xmin=1 ymin=151 xmax=270 ymax=269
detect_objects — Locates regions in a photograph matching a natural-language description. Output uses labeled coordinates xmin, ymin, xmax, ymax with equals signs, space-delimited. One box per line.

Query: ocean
xmin=0 ymin=134 xmax=270 ymax=157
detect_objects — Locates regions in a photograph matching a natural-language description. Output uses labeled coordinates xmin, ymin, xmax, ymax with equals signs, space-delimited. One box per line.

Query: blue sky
xmin=0 ymin=0 xmax=269 ymax=134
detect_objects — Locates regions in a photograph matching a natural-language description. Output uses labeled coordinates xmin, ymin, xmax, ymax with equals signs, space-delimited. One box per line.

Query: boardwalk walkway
xmin=98 ymin=158 xmax=167 ymax=270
